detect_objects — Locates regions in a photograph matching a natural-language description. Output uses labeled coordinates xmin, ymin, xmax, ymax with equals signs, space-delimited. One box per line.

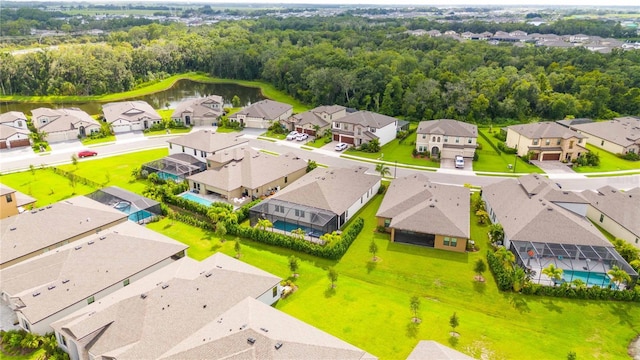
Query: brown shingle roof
xmin=336 ymin=111 xmax=397 ymax=129
xmin=31 ymin=108 xmax=100 ymax=133
xmin=508 ymin=122 xmax=585 ymax=140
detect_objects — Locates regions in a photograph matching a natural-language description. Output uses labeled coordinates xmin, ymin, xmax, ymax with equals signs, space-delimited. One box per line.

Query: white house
xmin=31 ymin=108 xmax=101 ymax=143
xmin=331 ymin=111 xmax=397 ymax=147
xmin=102 ymin=101 xmax=162 ymax=133
xmin=171 ymin=95 xmax=224 ymax=127
xmin=0 ymin=111 xmax=29 ymax=130
xmin=0 ymin=126 xmax=31 ymax=149
xmin=166 ymin=130 xmax=249 ymax=163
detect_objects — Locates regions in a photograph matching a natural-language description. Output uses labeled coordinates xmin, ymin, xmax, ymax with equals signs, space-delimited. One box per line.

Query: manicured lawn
xmin=144 ymin=127 xmax=191 ymax=137
xmin=80 ymin=135 xmax=116 ymax=146
xmin=573 ymin=144 xmax=640 ymax=173
xmin=0 ymin=349 xmax=44 ymax=360
xmin=215 ymin=127 xmax=241 ymax=133
xmin=475 ymin=129 xmax=543 ymax=174
xmin=260 ymin=131 xmax=287 ymax=140
xmin=147 ymin=193 xmax=640 ymax=360
xmin=306 ymin=137 xmax=331 ymax=148
xmin=344 ymin=132 xmax=441 ymax=168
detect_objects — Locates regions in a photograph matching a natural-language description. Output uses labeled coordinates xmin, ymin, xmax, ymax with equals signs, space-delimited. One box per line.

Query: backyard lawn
xmin=474 ymin=128 xmax=543 ymax=174
xmin=0 ymin=168 xmax=96 ymax=207
xmin=573 ymin=144 xmax=640 ymax=173
xmin=344 ymin=131 xmax=441 ymax=168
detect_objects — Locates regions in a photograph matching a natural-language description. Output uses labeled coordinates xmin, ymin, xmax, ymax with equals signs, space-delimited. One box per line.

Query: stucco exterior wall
xmin=433 ymin=234 xmax=467 ymax=252
xmin=344 ymin=180 xmax=381 ymax=224
xmin=0 ymin=192 xmax=18 ymax=219
xmin=586 ymin=205 xmax=639 ymax=249
xmin=575 ymin=130 xmax=626 ymax=154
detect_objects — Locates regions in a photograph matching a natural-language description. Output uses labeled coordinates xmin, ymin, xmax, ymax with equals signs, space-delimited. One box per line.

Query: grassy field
xmin=573 ymin=144 xmax=640 ymax=173
xmin=475 ymin=129 xmax=543 ymax=174
xmin=80 ymin=135 xmax=116 ymax=146
xmin=260 ymin=131 xmax=287 ymax=140
xmin=0 ymin=168 xmax=96 ymax=207
xmin=344 ymin=131 xmax=441 ymax=168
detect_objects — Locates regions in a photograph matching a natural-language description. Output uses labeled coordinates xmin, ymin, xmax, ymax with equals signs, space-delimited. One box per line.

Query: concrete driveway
xmin=530 ymin=160 xmax=576 ymax=174
xmin=441 ymin=157 xmax=473 ymax=171
xmin=116 ymin=131 xmax=145 ymax=143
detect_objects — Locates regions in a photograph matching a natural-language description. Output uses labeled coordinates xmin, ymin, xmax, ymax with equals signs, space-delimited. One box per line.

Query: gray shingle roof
xmin=335 ymin=111 xmax=397 ymax=129
xmin=0 ymin=125 xmax=30 ymax=140
xmin=581 ymin=186 xmax=640 ymax=237
xmin=102 ymin=101 xmax=161 ymax=124
xmin=377 ymin=174 xmax=470 ymax=238
xmin=571 ymin=117 xmax=640 ymax=147
xmin=31 ymin=108 xmax=100 ymax=133
xmin=0 ymin=221 xmax=187 ymax=325
xmin=167 ymin=130 xmax=248 ymax=153
xmin=0 ymin=185 xmax=36 ymax=207
xmin=0 ymin=111 xmax=27 ymax=124
xmin=507 ymin=122 xmax=585 ymax=140
xmin=171 ymin=95 xmax=224 ymax=119
xmin=407 ymin=340 xmax=475 ymax=360
xmin=229 ymin=100 xmax=292 ymax=120
xmin=417 ymin=119 xmax=478 ymax=138
xmin=270 ymin=166 xmax=380 ymax=215
xmin=483 ymin=175 xmax=610 ymax=247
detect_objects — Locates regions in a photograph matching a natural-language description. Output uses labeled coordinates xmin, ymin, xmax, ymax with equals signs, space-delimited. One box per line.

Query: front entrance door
xmin=431 ymin=146 xmax=440 ymax=157
xmin=143 ymin=120 xmax=149 ymax=129
xmin=79 ymin=126 xmax=86 ymax=138
xmin=185 ymin=116 xmax=191 ymax=126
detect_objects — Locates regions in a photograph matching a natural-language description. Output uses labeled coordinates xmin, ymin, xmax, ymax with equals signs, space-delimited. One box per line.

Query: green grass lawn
xmin=573 ymin=144 xmax=640 ymax=173
xmin=475 ymin=129 xmax=543 ymax=174
xmin=0 ymin=349 xmax=44 ymax=360
xmin=144 ymin=128 xmax=191 ymax=137
xmin=306 ymin=137 xmax=331 ymax=148
xmin=80 ymin=135 xmax=116 ymax=146
xmin=147 ymin=193 xmax=640 ymax=360
xmin=344 ymin=132 xmax=441 ymax=168
xmin=260 ymin=131 xmax=287 ymax=140
xmin=215 ymin=127 xmax=241 ymax=133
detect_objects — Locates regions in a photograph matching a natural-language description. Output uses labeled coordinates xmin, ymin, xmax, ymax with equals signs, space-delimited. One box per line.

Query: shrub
xmin=620 ymin=152 xmax=640 ymax=161
xmin=492 ymin=131 xmax=507 ymax=141
xmin=475 ymin=142 xmax=483 ymax=150
xmin=473 ymin=151 xmax=479 ymax=161
xmin=377 ymin=184 xmax=387 ymax=194
xmin=487 ymin=250 xmax=513 ymax=291
xmin=497 ymin=141 xmax=518 ymax=154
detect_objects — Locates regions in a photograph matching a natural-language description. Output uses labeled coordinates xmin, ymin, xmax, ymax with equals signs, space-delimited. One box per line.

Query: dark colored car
xmin=78 ymin=150 xmax=98 ymax=158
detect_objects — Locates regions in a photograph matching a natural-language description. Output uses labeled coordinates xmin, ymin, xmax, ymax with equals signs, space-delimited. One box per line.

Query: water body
xmin=0 ymin=79 xmax=266 ymax=115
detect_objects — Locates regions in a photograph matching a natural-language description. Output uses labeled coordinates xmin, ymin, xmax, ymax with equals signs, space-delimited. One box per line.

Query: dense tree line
xmin=2 ymin=17 xmax=639 ymax=122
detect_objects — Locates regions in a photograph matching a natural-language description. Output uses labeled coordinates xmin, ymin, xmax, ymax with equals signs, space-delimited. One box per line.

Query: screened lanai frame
xmin=510 ymin=240 xmax=638 ymax=287
xmin=142 ymin=155 xmax=205 ymax=182
xmin=87 ymin=187 xmax=162 ymax=224
xmin=249 ymin=199 xmax=338 ymax=237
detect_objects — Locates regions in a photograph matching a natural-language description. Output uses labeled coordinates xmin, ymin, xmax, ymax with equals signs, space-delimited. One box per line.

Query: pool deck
xmin=180 ymin=191 xmax=248 ymax=210
xmin=527 ymin=258 xmax=616 ymax=287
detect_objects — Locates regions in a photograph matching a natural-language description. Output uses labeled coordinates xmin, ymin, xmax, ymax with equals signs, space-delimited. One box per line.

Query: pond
xmin=0 ymin=79 xmax=266 ymax=116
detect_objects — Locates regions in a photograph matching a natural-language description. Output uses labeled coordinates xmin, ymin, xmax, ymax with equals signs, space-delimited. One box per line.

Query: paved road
xmin=1 ymin=130 xmax=639 ymax=192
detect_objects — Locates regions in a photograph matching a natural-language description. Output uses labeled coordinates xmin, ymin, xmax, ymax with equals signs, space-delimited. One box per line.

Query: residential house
xmin=250 ymin=166 xmax=381 ymax=235
xmin=506 ymin=122 xmax=587 ymax=161
xmin=0 ymin=111 xmax=29 ymax=130
xmin=569 ymin=116 xmax=640 ymax=155
xmin=228 ymin=100 xmax=292 ymax=129
xmin=555 ymin=118 xmax=594 ymax=128
xmin=0 ymin=125 xmax=30 ymax=149
xmin=331 ymin=111 xmax=397 ymax=147
xmin=0 ymin=185 xmax=35 ymax=219
xmin=102 ymin=101 xmax=162 ymax=133
xmin=376 ymin=174 xmax=470 ymax=252
xmin=284 ymin=105 xmax=347 ymax=136
xmin=416 ymin=119 xmax=478 ymax=159
xmin=187 ymin=149 xmax=307 ymax=202
xmin=483 ymin=174 xmax=637 ymax=286
xmin=407 ymin=341 xmax=475 ymax=360
xmin=426 ymin=30 xmax=442 ymax=37
xmin=0 ymin=221 xmax=187 ymax=334
xmin=166 ymin=130 xmax=249 ymax=163
xmin=171 ymin=95 xmax=224 ymax=127
xmin=0 ymin=196 xmax=127 ymax=269
xmin=581 ymin=186 xmax=640 ymax=249
xmin=31 ymin=108 xmax=101 ymax=143
xmin=51 ymin=253 xmax=374 ymax=360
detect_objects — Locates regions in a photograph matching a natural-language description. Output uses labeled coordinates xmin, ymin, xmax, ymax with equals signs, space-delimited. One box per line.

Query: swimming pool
xmin=157 ymin=172 xmax=181 ymax=182
xmin=272 ymin=220 xmax=323 ymax=237
xmin=180 ymin=192 xmax=213 ymax=207
xmin=563 ymin=270 xmax=615 ymax=288
xmin=112 ymin=202 xmax=155 ymax=222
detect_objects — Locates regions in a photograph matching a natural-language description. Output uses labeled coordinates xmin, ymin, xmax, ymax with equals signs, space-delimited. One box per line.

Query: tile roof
xmin=483 ymin=175 xmax=610 ymax=247
xmin=102 ymin=101 xmax=161 ymax=124
xmin=417 ymin=119 xmax=478 ymax=138
xmin=167 ymin=130 xmax=248 ymax=153
xmin=377 ymin=174 xmax=469 ymax=238
xmin=0 ymin=125 xmax=30 ymax=140
xmin=0 ymin=196 xmax=127 ymax=266
xmin=229 ymin=100 xmax=292 ymax=120
xmin=171 ymin=95 xmax=224 ymax=119
xmin=31 ymin=108 xmax=100 ymax=133
xmin=0 ymin=111 xmax=27 ymax=124
xmin=507 ymin=122 xmax=585 ymax=140
xmin=188 ymin=149 xmax=306 ymax=192
xmin=0 ymin=221 xmax=187 ymax=325
xmin=571 ymin=117 xmax=640 ymax=148
xmin=269 ymin=166 xmax=380 ymax=215
xmin=407 ymin=340 xmax=474 ymax=360
xmin=335 ymin=111 xmax=397 ymax=129
xmin=581 ymin=186 xmax=640 ymax=237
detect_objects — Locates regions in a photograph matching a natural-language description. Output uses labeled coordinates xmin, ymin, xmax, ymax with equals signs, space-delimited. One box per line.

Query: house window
xmin=578 ymin=139 xmax=582 ymax=144
xmin=358 ymin=128 xmax=362 ymax=135
xmin=569 ymin=141 xmax=574 ymax=149
xmin=284 ymin=176 xmax=288 ymax=184
xmin=87 ymin=296 xmax=95 ymax=305
xmin=557 ymin=139 xmax=561 ymax=145
xmin=601 ymin=140 xmax=605 ymax=146
xmin=273 ymin=287 xmax=278 ymax=297
xmin=636 ymin=238 xmax=639 ymax=244
xmin=450 ymin=238 xmax=457 ymax=247
xmin=444 ymin=237 xmax=450 ymax=246
xmin=468 ymin=138 xmax=472 ymax=144
xmin=384 ymin=219 xmax=390 ymax=227
xmin=599 ymin=214 xmax=604 ymax=223
xmin=334 ymin=122 xmax=340 ymax=129
xmin=22 ymin=319 xmax=30 ymax=331
xmin=437 ymin=137 xmax=440 ymax=142
xmin=6 ymin=194 xmax=12 ymax=203
xmin=123 ymin=279 xmax=130 ymax=287
xmin=294 ymin=209 xmax=305 ymax=217
xmin=344 ymin=124 xmax=349 ymax=131
xmin=201 ymin=151 xmax=206 ymax=157
xmin=274 ymin=205 xmax=284 ymax=213
xmin=545 ymin=139 xmax=550 ymax=146
xmin=182 ymin=146 xmax=185 ymax=153
xmin=431 ymin=136 xmax=434 ymax=141
xmin=60 ymin=334 xmax=67 ymax=347
xmin=455 ymin=137 xmax=460 ymax=143
xmin=444 ymin=137 xmax=448 ymax=143
xmin=17 ymin=120 xmax=22 ymax=127
xmin=194 ymin=149 xmax=197 ymax=155
xmin=369 ymin=127 xmax=376 ymax=133
xmin=169 ymin=143 xmax=173 ymax=149
xmin=533 ymin=139 xmax=539 ymax=145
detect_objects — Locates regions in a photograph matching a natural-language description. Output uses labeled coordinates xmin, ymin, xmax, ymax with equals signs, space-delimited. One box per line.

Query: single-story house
xmin=0 ymin=185 xmax=36 ymax=219
xmin=0 ymin=221 xmax=187 ymax=334
xmin=483 ymin=174 xmax=637 ymax=287
xmin=283 ymin=105 xmax=347 ymax=136
xmin=102 ymin=101 xmax=162 ymax=133
xmin=171 ymin=95 xmax=224 ymax=127
xmin=0 ymin=125 xmax=31 ymax=149
xmin=51 ymin=253 xmax=374 ymax=360
xmin=569 ymin=116 xmax=640 ymax=155
xmin=331 ymin=111 xmax=397 ymax=147
xmin=249 ymin=166 xmax=381 ymax=235
xmin=376 ymin=174 xmax=470 ymax=252
xmin=166 ymin=130 xmax=249 ymax=163
xmin=187 ymin=149 xmax=307 ymax=201
xmin=416 ymin=119 xmax=478 ymax=159
xmin=0 ymin=196 xmax=127 ymax=270
xmin=31 ymin=108 xmax=101 ymax=143
xmin=0 ymin=111 xmax=29 ymax=130
xmin=228 ymin=100 xmax=293 ymax=129
xmin=506 ymin=122 xmax=587 ymax=161
xmin=581 ymin=186 xmax=640 ymax=249
xmin=555 ymin=118 xmax=594 ymax=129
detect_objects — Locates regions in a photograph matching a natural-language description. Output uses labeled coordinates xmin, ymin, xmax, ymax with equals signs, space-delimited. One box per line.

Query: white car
xmin=286 ymin=131 xmax=299 ymax=140
xmin=335 ymin=143 xmax=348 ymax=151
xmin=455 ymin=155 xmax=465 ymax=169
xmin=296 ymin=133 xmax=309 ymax=141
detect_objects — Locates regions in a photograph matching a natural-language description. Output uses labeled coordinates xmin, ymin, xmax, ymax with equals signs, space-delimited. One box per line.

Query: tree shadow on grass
xmin=386 ymin=242 xmax=469 ymax=263
xmin=503 ymin=293 xmax=530 ymax=314
xmin=406 ymin=322 xmax=419 ymax=338
xmin=541 ymin=299 xmax=563 ymax=314
xmin=210 ymin=243 xmax=222 ymax=252
xmin=324 ymin=286 xmax=336 ymax=298
xmin=366 ymin=260 xmax=377 ymax=274
xmin=609 ymin=302 xmax=634 ymax=327
xmin=473 ymin=280 xmax=486 ymax=294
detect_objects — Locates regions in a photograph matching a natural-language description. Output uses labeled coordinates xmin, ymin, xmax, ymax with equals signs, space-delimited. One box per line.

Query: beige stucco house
xmin=570 ymin=116 xmax=640 ymax=155
xmin=416 ymin=119 xmax=478 ymax=159
xmin=171 ymin=95 xmax=224 ymax=127
xmin=581 ymin=186 xmax=640 ymax=249
xmin=102 ymin=101 xmax=162 ymax=133
xmin=31 ymin=108 xmax=101 ymax=143
xmin=0 ymin=185 xmax=35 ymax=219
xmin=331 ymin=111 xmax=397 ymax=147
xmin=506 ymin=122 xmax=587 ymax=161
xmin=228 ymin=100 xmax=292 ymax=129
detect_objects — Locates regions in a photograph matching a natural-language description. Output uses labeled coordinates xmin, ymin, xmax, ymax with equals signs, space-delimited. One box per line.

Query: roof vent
xmin=48 ymin=285 xmax=56 ymax=290
xmin=260 ymin=327 xmax=269 ymax=332
xmin=99 ymin=236 xmax=106 ymax=240
xmin=31 ymin=210 xmax=37 ymax=214
xmin=32 ymin=292 xmax=40 ymax=297
xmin=429 ymin=204 xmax=435 ymax=208
xmin=38 ymin=208 xmax=45 ymax=212
xmin=10 ymin=227 xmax=16 ymax=231
xmin=247 ymin=338 xmax=256 ymax=345
xmin=275 ymin=343 xmax=283 ymax=350
xmin=547 ymin=207 xmax=553 ymax=211
xmin=161 ymin=284 xmax=170 ymax=289
xmin=140 ymin=294 xmax=147 ymax=299
xmin=205 ymin=272 xmax=212 ymax=278
xmin=74 ymin=246 xmax=82 ymax=250
xmin=62 ymin=279 xmax=70 ymax=284
xmin=88 ymin=241 xmax=95 ymax=245
xmin=46 ymin=205 xmax=52 ymax=209
xmin=216 ymin=265 xmax=222 ymax=269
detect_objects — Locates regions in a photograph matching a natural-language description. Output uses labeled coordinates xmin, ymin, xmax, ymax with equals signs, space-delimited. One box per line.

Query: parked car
xmin=78 ymin=150 xmax=98 ymax=158
xmin=286 ymin=131 xmax=299 ymax=140
xmin=455 ymin=155 xmax=464 ymax=169
xmin=335 ymin=143 xmax=348 ymax=151
xmin=296 ymin=133 xmax=309 ymax=141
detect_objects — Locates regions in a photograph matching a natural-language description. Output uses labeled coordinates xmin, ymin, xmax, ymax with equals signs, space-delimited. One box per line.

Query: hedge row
xmin=521 ymin=282 xmax=640 ymax=302
xmin=236 ymin=199 xmax=262 ymax=223
xmin=163 ymin=192 xmax=233 ymax=216
xmin=486 ymin=250 xmax=512 ymax=291
xmin=167 ymin=211 xmax=215 ymax=231
xmin=478 ymin=130 xmax=502 ymax=155
xmin=51 ymin=167 xmax=102 ymax=188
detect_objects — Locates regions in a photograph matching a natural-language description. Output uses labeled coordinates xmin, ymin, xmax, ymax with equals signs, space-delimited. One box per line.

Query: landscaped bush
xmin=377 ymin=183 xmax=387 ymax=194
xmin=497 ymin=142 xmax=518 ymax=154
xmin=486 ymin=250 xmax=513 ymax=291
xmin=574 ymin=152 xmax=600 ymax=167
xmin=619 ymin=152 xmax=640 ymax=161
xmin=521 ymin=282 xmax=640 ymax=302
xmin=236 ymin=199 xmax=261 ymax=223
xmin=492 ymin=131 xmax=507 ymax=141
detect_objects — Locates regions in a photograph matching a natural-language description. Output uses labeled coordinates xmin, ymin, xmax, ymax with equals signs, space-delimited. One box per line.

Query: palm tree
xmin=375 ymin=163 xmax=391 ymax=178
xmin=495 ymin=246 xmax=515 ymax=269
xmin=542 ymin=264 xmax=564 ymax=286
xmin=512 ymin=267 xmax=527 ymax=292
xmin=607 ymin=265 xmax=631 ymax=289
xmin=291 ymin=228 xmax=306 ymax=240
xmin=572 ymin=279 xmax=587 ymax=290
xmin=255 ymin=218 xmax=273 ymax=231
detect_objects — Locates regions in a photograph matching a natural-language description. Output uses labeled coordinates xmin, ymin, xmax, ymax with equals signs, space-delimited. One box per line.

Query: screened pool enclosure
xmin=142 ymin=154 xmax=205 ymax=182
xmin=87 ymin=186 xmax=162 ymax=224
xmin=249 ymin=199 xmax=338 ymax=237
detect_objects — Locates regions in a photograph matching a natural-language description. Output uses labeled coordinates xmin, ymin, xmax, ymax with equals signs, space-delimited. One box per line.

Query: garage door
xmin=542 ymin=153 xmax=561 ymax=161
xmin=112 ymin=125 xmax=131 ymax=133
xmin=333 ymin=134 xmax=340 ymax=141
xmin=303 ymin=129 xmax=316 ymax=136
xmin=394 ymin=230 xmax=435 ymax=247
xmin=9 ymin=139 xmax=30 ymax=148
xmin=0 ymin=142 xmax=6 ymax=149
xmin=340 ymin=135 xmax=354 ymax=144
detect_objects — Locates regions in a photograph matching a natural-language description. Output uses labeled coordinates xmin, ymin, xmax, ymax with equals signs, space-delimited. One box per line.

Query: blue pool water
xmin=180 ymin=192 xmax=213 ymax=207
xmin=112 ymin=202 xmax=155 ymax=222
xmin=563 ymin=270 xmax=615 ymax=288
xmin=157 ymin=172 xmax=181 ymax=182
xmin=272 ymin=220 xmax=323 ymax=237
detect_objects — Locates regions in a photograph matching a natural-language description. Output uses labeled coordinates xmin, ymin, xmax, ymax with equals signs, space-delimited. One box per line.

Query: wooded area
xmin=2 ymin=16 xmax=639 ymax=123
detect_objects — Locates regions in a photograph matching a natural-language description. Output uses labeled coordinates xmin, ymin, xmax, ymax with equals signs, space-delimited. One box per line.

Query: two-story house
xmin=416 ymin=119 xmax=478 ymax=159
xmin=0 ymin=111 xmax=31 ymax=149
xmin=284 ymin=105 xmax=347 ymax=136
xmin=171 ymin=95 xmax=224 ymax=127
xmin=331 ymin=111 xmax=397 ymax=147
xmin=0 ymin=185 xmax=35 ymax=219
xmin=166 ymin=130 xmax=249 ymax=163
xmin=0 ymin=111 xmax=29 ymax=131
xmin=506 ymin=122 xmax=587 ymax=161
xmin=102 ymin=101 xmax=162 ymax=133
xmin=31 ymin=108 xmax=101 ymax=143
xmin=228 ymin=100 xmax=292 ymax=129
